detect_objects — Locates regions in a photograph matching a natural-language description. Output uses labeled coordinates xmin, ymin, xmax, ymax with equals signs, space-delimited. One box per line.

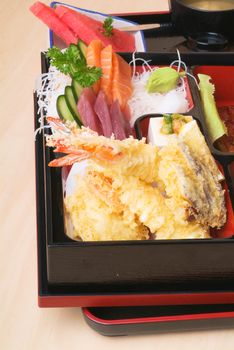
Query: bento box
xmin=35 ymin=50 xmax=234 ymax=308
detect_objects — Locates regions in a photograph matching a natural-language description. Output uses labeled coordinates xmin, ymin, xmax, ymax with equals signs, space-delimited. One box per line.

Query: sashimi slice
xmin=110 ymin=101 xmax=126 ymax=140
xmin=106 ymin=28 xmax=135 ymax=52
xmin=86 ymin=40 xmax=103 ymax=94
xmin=123 ymin=104 xmax=132 ymax=122
xmin=94 ymin=91 xmax=113 ymax=137
xmin=122 ymin=108 xmax=133 ymax=137
xmin=55 ymin=5 xmax=135 ymax=52
xmin=112 ymin=53 xmax=133 ymax=110
xmin=111 ymin=100 xmax=133 ymax=139
xmin=100 ymin=45 xmax=113 ymax=105
xmin=30 ymin=2 xmax=78 ymax=45
xmin=77 ymin=88 xmax=103 ymax=135
xmin=55 ymin=6 xmax=100 ymax=44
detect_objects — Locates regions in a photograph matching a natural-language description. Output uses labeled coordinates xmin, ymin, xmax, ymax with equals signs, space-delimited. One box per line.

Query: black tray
xmin=118 ymin=11 xmax=234 ymax=55
xmin=82 ymin=304 xmax=234 ymax=336
xmin=35 ymin=51 xmax=234 ymax=295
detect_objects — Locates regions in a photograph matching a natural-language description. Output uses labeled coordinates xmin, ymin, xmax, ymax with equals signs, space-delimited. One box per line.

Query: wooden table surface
xmin=1 ymin=0 xmax=234 ymax=349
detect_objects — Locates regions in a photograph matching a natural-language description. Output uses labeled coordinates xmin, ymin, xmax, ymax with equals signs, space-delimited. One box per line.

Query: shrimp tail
xmin=49 ymin=153 xmax=90 ymax=167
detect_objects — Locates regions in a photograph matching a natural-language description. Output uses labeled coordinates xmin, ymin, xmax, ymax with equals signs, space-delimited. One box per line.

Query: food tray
xmin=35 ymin=51 xmax=234 ymax=307
xmin=82 ymin=304 xmax=234 ymax=336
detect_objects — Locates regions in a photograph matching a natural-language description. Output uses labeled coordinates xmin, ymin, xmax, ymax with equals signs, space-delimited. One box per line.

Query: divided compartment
xmin=191 ymin=65 xmax=234 ymax=223
xmin=193 ymin=65 xmax=234 ymax=157
xmin=133 ymin=62 xmax=222 ymax=158
xmin=132 ymin=63 xmax=194 ymax=116
xmin=134 ymin=113 xmax=234 ymax=239
xmin=37 ymin=52 xmax=234 ymax=300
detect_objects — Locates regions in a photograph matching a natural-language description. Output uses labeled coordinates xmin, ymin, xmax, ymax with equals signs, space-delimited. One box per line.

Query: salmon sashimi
xmin=86 ymin=40 xmax=104 ymax=94
xmin=100 ymin=45 xmax=113 ymax=105
xmin=112 ymin=53 xmax=133 ymax=110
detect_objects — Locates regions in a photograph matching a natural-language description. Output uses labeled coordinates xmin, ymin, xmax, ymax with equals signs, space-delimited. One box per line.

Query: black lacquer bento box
xmin=34 ymin=29 xmax=234 ymax=337
xmin=36 ymin=50 xmax=234 ymax=309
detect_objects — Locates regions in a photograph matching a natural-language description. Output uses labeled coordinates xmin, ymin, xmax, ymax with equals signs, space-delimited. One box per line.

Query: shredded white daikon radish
xmin=35 ymin=66 xmax=71 ymax=137
xmin=36 ymin=66 xmax=71 ymax=116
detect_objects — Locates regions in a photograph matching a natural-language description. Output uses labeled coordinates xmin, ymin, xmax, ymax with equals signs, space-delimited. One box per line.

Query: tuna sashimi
xmin=112 ymin=53 xmax=133 ymax=110
xmin=122 ymin=108 xmax=134 ymax=137
xmin=94 ymin=91 xmax=113 ymax=138
xmin=86 ymin=40 xmax=103 ymax=94
xmin=122 ymin=104 xmax=132 ymax=122
xmin=55 ymin=5 xmax=135 ymax=52
xmin=77 ymin=88 xmax=103 ymax=135
xmin=100 ymin=45 xmax=113 ymax=105
xmin=110 ymin=101 xmax=127 ymax=140
xmin=55 ymin=6 xmax=100 ymax=45
xmin=30 ymin=2 xmax=78 ymax=45
xmin=106 ymin=28 xmax=135 ymax=52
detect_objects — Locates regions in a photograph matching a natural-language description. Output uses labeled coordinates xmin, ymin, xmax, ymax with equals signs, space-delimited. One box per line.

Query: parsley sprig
xmin=103 ymin=16 xmax=113 ymax=37
xmin=46 ymin=44 xmax=102 ymax=87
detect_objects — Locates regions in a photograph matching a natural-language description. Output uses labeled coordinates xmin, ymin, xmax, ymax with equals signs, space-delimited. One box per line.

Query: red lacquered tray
xmin=193 ymin=66 xmax=234 ymax=108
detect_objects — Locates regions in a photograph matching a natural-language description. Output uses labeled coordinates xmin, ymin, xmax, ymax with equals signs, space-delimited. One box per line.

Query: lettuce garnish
xmin=198 ymin=74 xmax=227 ymax=143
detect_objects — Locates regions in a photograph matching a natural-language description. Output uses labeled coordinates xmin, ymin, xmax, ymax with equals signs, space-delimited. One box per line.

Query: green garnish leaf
xmin=161 ymin=114 xmax=173 ymax=134
xmin=103 ymin=16 xmax=114 ymax=37
xmin=46 ymin=44 xmax=102 ymax=88
xmin=47 ymin=44 xmax=83 ymax=74
xmin=164 ymin=114 xmax=173 ymax=124
xmin=198 ymin=74 xmax=227 ymax=143
xmin=160 ymin=113 xmax=193 ymax=135
xmin=73 ymin=66 xmax=102 ymax=88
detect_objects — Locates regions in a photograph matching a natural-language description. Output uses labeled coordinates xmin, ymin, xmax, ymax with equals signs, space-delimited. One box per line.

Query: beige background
xmin=1 ymin=0 xmax=234 ymax=349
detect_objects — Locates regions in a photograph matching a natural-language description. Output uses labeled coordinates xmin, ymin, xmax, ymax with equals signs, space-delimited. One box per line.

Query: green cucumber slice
xmin=78 ymin=40 xmax=87 ymax=61
xmin=56 ymin=95 xmax=74 ymax=122
xmin=72 ymin=79 xmax=84 ymax=100
xmin=65 ymin=86 xmax=82 ymax=127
